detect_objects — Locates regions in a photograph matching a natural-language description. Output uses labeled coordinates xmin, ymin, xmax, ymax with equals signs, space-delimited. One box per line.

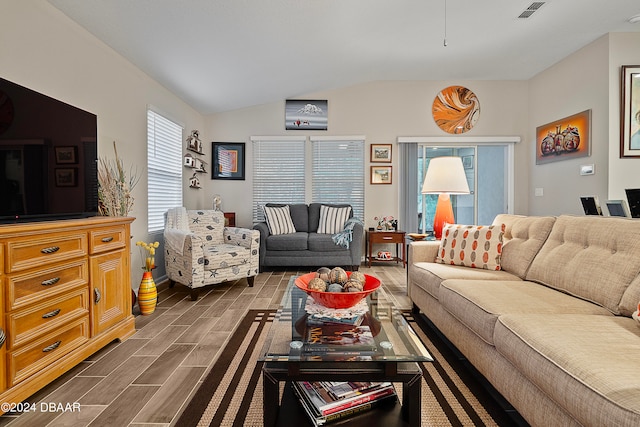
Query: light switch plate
xmin=580 ymin=164 xmax=595 ymax=175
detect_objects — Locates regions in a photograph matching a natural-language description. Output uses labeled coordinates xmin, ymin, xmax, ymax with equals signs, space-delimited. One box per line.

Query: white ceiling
xmin=48 ymin=0 xmax=640 ymax=115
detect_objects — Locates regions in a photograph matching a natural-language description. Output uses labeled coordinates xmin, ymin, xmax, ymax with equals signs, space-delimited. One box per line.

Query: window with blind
xmin=147 ymin=109 xmax=183 ymax=232
xmin=311 ymin=137 xmax=365 ymax=220
xmin=251 ymin=136 xmax=306 ymax=222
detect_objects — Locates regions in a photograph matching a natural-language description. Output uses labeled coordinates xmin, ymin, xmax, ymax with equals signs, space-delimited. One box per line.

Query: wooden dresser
xmin=0 ymin=216 xmax=136 ymax=410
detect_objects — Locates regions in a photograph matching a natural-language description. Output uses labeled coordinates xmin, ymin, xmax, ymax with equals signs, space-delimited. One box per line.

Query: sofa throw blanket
xmin=165 ymin=207 xmax=190 ymax=255
xmin=332 ymin=217 xmax=363 ymax=249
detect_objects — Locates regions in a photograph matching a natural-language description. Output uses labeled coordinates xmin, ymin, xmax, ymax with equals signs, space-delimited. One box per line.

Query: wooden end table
xmin=366 ymin=230 xmax=406 ymax=268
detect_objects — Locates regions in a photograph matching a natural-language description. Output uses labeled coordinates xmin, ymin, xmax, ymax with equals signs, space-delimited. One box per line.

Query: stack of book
xmin=292 ymin=381 xmax=397 ymax=426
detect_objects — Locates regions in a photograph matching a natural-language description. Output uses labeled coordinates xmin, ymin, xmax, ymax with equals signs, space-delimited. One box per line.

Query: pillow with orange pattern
xmin=435 ymin=223 xmax=504 ymax=271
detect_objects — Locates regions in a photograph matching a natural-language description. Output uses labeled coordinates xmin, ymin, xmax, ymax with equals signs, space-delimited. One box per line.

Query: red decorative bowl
xmin=294 ymin=272 xmax=381 ymax=309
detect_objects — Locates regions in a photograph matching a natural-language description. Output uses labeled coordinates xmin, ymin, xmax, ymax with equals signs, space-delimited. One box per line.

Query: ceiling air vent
xmin=518 ymin=2 xmax=545 ymax=19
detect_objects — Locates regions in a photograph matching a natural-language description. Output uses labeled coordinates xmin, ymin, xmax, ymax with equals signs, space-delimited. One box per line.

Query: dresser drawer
xmin=89 ymin=226 xmax=127 ymax=254
xmin=8 ymin=316 xmax=90 ymax=387
xmin=7 ymin=259 xmax=89 ymax=311
xmin=8 ymin=288 xmax=89 ymax=349
xmin=6 ymin=232 xmax=87 ymax=273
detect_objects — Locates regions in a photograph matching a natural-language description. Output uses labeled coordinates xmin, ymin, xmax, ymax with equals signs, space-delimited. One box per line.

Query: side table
xmin=366 ymin=230 xmax=406 ymax=268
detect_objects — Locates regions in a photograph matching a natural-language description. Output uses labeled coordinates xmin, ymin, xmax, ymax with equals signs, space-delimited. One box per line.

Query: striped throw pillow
xmin=317 ymin=205 xmax=351 ymax=234
xmin=263 ymin=205 xmax=296 ymax=235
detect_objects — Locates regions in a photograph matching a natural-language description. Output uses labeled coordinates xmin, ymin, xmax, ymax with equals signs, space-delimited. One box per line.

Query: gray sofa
xmin=253 ymin=203 xmax=363 ymax=271
xmin=408 ymin=214 xmax=640 ymax=427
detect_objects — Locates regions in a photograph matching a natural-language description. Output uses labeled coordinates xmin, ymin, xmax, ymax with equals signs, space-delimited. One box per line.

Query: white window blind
xmin=147 ymin=109 xmax=183 ymax=232
xmin=311 ymin=137 xmax=365 ymax=220
xmin=252 ymin=137 xmax=306 ymax=222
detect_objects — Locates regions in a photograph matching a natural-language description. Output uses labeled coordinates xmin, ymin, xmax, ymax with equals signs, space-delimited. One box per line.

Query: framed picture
xmin=370 ymin=166 xmax=392 ymax=185
xmin=535 ymin=109 xmax=591 ymax=165
xmin=370 ymin=144 xmax=392 ymax=162
xmin=620 ymin=65 xmax=640 ymax=158
xmin=285 ymin=99 xmax=328 ymax=130
xmin=212 ymin=142 xmax=245 ymax=180
xmin=55 ymin=146 xmax=77 ymax=164
xmin=55 ymin=168 xmax=77 ymax=187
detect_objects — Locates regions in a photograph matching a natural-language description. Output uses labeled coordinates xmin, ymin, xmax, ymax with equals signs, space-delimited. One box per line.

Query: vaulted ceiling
xmin=49 ymin=0 xmax=640 ymax=114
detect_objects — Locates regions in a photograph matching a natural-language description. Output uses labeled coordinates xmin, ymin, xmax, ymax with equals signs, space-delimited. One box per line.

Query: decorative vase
xmin=137 ymin=271 xmax=157 ymax=315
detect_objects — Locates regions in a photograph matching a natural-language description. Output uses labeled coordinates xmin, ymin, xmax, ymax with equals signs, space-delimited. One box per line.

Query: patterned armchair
xmin=164 ymin=209 xmax=260 ymax=300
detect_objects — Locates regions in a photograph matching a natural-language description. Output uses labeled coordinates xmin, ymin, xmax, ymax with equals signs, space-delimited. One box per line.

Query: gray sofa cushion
xmin=308 ymin=232 xmax=346 ymax=252
xmin=265 ymin=231 xmax=308 ymax=251
xmin=526 ymin=215 xmax=640 ymax=315
xmin=494 ymin=314 xmax=640 ymax=427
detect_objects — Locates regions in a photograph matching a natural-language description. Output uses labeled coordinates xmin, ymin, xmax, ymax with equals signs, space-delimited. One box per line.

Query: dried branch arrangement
xmin=97 ymin=141 xmax=140 ymax=216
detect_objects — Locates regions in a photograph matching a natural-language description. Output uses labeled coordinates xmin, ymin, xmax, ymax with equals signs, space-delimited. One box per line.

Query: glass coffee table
xmin=258 ymin=275 xmax=433 ymax=426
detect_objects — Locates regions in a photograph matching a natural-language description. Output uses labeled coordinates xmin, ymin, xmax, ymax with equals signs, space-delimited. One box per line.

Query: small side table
xmin=223 ymin=212 xmax=236 ymax=227
xmin=366 ymin=230 xmax=406 ymax=268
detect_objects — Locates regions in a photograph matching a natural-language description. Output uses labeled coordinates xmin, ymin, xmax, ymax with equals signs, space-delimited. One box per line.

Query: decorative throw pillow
xmin=263 ymin=205 xmax=296 ymax=235
xmin=633 ymin=302 xmax=640 ymax=328
xmin=317 ymin=205 xmax=352 ymax=234
xmin=436 ymin=223 xmax=505 ymax=270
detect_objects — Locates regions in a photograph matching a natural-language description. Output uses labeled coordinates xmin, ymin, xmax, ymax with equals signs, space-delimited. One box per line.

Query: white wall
xmin=608 ymin=33 xmax=640 ymax=200
xmin=206 ymin=80 xmax=529 ymax=229
xmin=0 ymin=1 xmax=205 ymax=285
xmin=528 ymin=34 xmax=610 ymax=216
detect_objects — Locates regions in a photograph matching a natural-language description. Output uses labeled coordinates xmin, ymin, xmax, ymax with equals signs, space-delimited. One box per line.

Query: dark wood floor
xmin=0 ymin=263 xmax=409 ymax=427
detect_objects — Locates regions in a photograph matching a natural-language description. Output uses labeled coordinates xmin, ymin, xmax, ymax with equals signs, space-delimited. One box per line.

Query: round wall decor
xmin=432 ymin=86 xmax=480 ymax=134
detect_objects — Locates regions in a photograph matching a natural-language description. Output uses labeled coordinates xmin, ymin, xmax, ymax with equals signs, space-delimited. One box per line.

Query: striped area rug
xmin=175 ymin=309 xmax=519 ymax=427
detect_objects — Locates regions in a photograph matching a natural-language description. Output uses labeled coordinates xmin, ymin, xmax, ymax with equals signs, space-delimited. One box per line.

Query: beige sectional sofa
xmin=408 ymin=214 xmax=640 ymax=427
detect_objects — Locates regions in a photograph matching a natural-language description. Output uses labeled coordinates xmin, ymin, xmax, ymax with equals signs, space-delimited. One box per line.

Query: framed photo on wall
xmin=285 ymin=99 xmax=328 ymax=130
xmin=370 ymin=166 xmax=392 ymax=184
xmin=55 ymin=146 xmax=77 ymax=164
xmin=370 ymin=144 xmax=392 ymax=162
xmin=212 ymin=142 xmax=245 ymax=180
xmin=620 ymin=65 xmax=640 ymax=158
xmin=55 ymin=168 xmax=77 ymax=187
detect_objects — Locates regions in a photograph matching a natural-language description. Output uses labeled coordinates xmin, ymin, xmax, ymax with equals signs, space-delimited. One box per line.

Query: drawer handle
xmin=41 ymin=277 xmax=60 ymax=286
xmin=42 ymin=308 xmax=61 ymax=319
xmin=94 ymin=288 xmax=101 ymax=303
xmin=42 ymin=340 xmax=62 ymax=353
xmin=101 ymin=236 xmax=114 ymax=243
xmin=0 ymin=329 xmax=5 ymax=348
xmin=382 ymin=237 xmax=393 ymax=240
xmin=41 ymin=246 xmax=60 ymax=254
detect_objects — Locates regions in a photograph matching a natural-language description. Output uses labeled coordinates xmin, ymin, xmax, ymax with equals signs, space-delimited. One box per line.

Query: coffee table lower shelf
xmin=273 ymin=381 xmax=409 ymax=427
xmin=262 ymin=361 xmax=422 ymax=427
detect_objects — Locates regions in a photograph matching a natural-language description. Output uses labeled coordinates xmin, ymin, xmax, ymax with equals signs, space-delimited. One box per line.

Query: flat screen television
xmin=625 ymin=189 xmax=640 ymax=219
xmin=0 ymin=77 xmax=98 ymax=223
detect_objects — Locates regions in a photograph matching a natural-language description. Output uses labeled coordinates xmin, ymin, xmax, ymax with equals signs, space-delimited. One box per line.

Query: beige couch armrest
xmin=408 ymin=240 xmax=440 ymax=264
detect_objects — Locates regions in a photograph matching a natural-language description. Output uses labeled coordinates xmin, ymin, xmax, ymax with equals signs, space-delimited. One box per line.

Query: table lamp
xmin=421 ymin=156 xmax=470 ymax=239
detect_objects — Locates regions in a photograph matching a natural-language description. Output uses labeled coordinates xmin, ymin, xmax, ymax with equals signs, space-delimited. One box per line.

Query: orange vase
xmin=137 ymin=271 xmax=157 ymax=315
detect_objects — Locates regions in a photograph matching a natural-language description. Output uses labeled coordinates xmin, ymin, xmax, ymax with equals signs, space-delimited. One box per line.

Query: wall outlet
xmin=535 ymin=187 xmax=543 ymax=197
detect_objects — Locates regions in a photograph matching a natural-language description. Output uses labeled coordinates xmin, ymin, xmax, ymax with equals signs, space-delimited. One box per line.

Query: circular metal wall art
xmin=432 ymin=86 xmax=480 ymax=134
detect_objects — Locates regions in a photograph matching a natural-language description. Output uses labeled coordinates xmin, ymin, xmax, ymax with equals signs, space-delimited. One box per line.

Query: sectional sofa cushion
xmin=526 ymin=215 xmax=640 ymax=315
xmin=439 ymin=280 xmax=612 ymax=345
xmin=494 ymin=314 xmax=640 ymax=427
xmin=492 ymin=214 xmax=556 ymax=279
xmin=410 ymin=262 xmax=520 ymax=301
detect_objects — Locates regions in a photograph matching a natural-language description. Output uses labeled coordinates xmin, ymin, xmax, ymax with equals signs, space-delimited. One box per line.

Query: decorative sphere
xmin=343 ymin=279 xmax=364 ymax=292
xmin=327 ymin=283 xmax=343 ymax=293
xmin=308 ymin=277 xmax=327 ymax=292
xmin=349 ymin=271 xmax=366 ymax=286
xmin=328 ymin=267 xmax=348 ymax=285
xmin=316 ymin=267 xmax=331 ymax=282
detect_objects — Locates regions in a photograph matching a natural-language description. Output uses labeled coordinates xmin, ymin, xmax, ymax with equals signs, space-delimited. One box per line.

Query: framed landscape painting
xmin=535 ymin=109 xmax=591 ymax=165
xmin=620 ymin=65 xmax=640 ymax=158
xmin=285 ymin=99 xmax=328 ymax=130
xmin=370 ymin=166 xmax=392 ymax=184
xmin=370 ymin=144 xmax=392 ymax=162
